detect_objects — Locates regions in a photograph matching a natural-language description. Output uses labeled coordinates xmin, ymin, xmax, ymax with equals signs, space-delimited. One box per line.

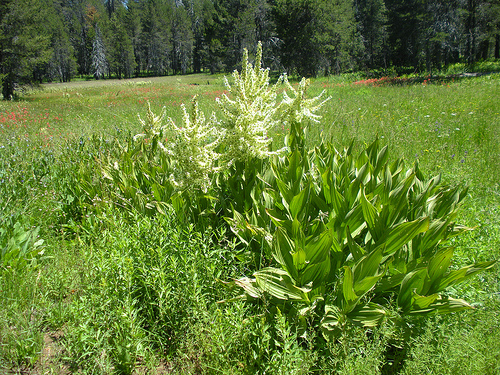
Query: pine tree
xmin=273 ymin=0 xmax=319 ymax=77
xmin=106 ymin=12 xmax=136 ymax=78
xmin=0 ymin=0 xmax=53 ymax=99
xmin=44 ymin=3 xmax=77 ymax=83
xmin=92 ymin=25 xmax=108 ymax=79
xmin=355 ymin=0 xmax=388 ymax=69
xmin=171 ymin=2 xmax=193 ymax=74
xmin=141 ymin=0 xmax=171 ymax=76
xmin=315 ymin=0 xmax=361 ymax=74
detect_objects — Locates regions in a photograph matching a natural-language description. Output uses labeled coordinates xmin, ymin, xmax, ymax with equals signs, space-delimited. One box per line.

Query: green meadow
xmin=1 ymin=73 xmax=499 ymax=374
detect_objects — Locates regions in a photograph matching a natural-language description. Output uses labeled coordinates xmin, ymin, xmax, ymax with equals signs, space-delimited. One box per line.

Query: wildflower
xmin=166 ymin=97 xmax=224 ymax=191
xmin=134 ymin=102 xmax=168 ymax=151
xmin=216 ymin=42 xmax=285 ymax=164
xmin=280 ymin=74 xmax=331 ymax=131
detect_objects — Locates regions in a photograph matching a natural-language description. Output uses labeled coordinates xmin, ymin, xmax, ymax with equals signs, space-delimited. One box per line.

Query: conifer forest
xmin=1 ymin=0 xmax=500 ymax=99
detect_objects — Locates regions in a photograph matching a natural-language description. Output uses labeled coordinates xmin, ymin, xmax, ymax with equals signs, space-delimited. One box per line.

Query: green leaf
xmin=353 ymin=248 xmax=383 ymax=283
xmin=410 ymin=293 xmax=439 ymax=311
xmin=321 ymin=304 xmax=344 ymax=339
xmin=343 ymin=205 xmax=365 ymax=238
xmin=374 ymin=273 xmax=406 ymax=292
xmin=398 ymin=268 xmax=428 ymax=311
xmin=373 ymin=145 xmax=389 ymax=177
xmin=275 ymin=177 xmax=292 ymax=207
xmin=436 ymin=261 xmax=496 ymax=292
xmin=293 ymin=247 xmax=307 ymax=272
xmin=342 ymin=266 xmax=357 ymax=306
xmin=290 ymin=184 xmax=310 ymax=219
xmin=409 ymin=296 xmax=474 ymax=314
xmin=254 ymin=268 xmax=309 ymax=301
xmin=376 ymin=217 xmax=430 ymax=256
xmin=347 ymin=302 xmax=386 ymax=327
xmin=299 ymin=257 xmax=331 ymax=289
xmin=360 ymin=186 xmax=378 ymax=238
xmin=273 ymin=228 xmax=298 ymax=279
xmin=426 ymin=247 xmax=454 ymax=294
xmin=304 ymin=229 xmax=333 ymax=265
xmin=388 ymin=173 xmax=415 ymax=223
xmin=427 ymin=296 xmax=473 ymax=314
xmin=232 ymin=277 xmax=263 ymax=299
xmin=347 ymin=163 xmax=369 ymax=202
xmin=418 ymin=219 xmax=452 ymax=256
xmin=353 ymin=274 xmax=383 ymax=297
xmin=346 ymin=226 xmax=366 ymax=261
xmin=321 ymin=168 xmax=332 ymax=205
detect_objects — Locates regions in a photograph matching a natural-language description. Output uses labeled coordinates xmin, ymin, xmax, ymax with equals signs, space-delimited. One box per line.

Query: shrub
xmin=102 ymin=43 xmax=496 ymax=340
xmin=226 ymin=138 xmax=495 ymax=339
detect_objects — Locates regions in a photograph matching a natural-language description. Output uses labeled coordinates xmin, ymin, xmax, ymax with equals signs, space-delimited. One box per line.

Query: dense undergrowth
xmin=0 ymin=49 xmax=499 ymax=374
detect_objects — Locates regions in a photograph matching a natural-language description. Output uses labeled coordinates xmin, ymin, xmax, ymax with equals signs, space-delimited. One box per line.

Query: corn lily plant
xmin=101 ymin=44 xmax=495 ymax=339
xmin=225 ymin=139 xmax=496 ymax=339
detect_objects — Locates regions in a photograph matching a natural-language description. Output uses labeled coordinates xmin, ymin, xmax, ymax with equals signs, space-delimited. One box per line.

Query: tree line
xmin=1 ymin=0 xmax=499 ymax=99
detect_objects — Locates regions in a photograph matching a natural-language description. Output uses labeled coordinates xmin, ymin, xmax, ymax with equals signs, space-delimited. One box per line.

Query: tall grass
xmin=0 ymin=73 xmax=498 ymax=374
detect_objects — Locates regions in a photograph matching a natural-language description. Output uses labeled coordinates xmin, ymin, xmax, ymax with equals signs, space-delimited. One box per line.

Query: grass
xmin=0 ymin=72 xmax=499 ymax=374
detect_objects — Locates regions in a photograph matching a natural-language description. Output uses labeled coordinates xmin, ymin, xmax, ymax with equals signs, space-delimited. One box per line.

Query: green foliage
xmin=95 ymin=45 xmax=497 ymax=343
xmin=0 ymin=220 xmax=45 ymax=272
xmin=0 ymin=0 xmax=53 ymax=99
xmin=102 ymin=42 xmax=329 ymax=227
xmin=227 ymin=137 xmax=495 ymax=338
xmin=1 ymin=61 xmax=498 ymax=373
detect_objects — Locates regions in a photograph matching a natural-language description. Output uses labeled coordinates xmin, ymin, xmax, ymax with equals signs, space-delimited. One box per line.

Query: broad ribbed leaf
xmin=233 ymin=277 xmax=262 ymax=299
xmin=344 ymin=205 xmax=365 ymax=237
xmin=321 ymin=304 xmax=344 ymax=339
xmin=436 ymin=261 xmax=496 ymax=292
xmin=287 ymin=150 xmax=301 ymax=182
xmin=312 ymin=189 xmax=330 ymax=214
xmin=353 ymin=248 xmax=383 ymax=282
xmin=376 ymin=217 xmax=430 ymax=256
xmin=290 ymin=185 xmax=309 ymax=219
xmin=418 ymin=219 xmax=451 ymax=256
xmin=346 ymin=226 xmax=366 ymax=261
xmin=331 ymin=185 xmax=345 ymax=217
xmin=254 ymin=268 xmax=308 ymax=301
xmin=354 ymin=274 xmax=383 ymax=297
xmin=374 ymin=273 xmax=406 ymax=292
xmin=409 ymin=296 xmax=473 ymax=314
xmin=342 ymin=266 xmax=357 ymax=305
xmin=299 ymin=258 xmax=331 ymax=288
xmin=347 ymin=302 xmax=386 ymax=327
xmin=347 ymin=163 xmax=369 ymax=202
xmin=382 ymin=164 xmax=392 ymax=201
xmin=426 ymin=247 xmax=454 ymax=293
xmin=273 ymin=227 xmax=297 ymax=279
xmin=275 ymin=178 xmax=292 ymax=207
xmin=388 ymin=173 xmax=415 ymax=223
xmin=398 ymin=268 xmax=428 ymax=311
xmin=304 ymin=229 xmax=333 ymax=265
xmin=426 ymin=296 xmax=473 ymax=314
xmin=360 ymin=187 xmax=378 ymax=238
xmin=410 ymin=293 xmax=439 ymax=311
xmin=293 ymin=247 xmax=307 ymax=272
xmin=373 ymin=145 xmax=389 ymax=177
xmin=321 ymin=168 xmax=332 ymax=205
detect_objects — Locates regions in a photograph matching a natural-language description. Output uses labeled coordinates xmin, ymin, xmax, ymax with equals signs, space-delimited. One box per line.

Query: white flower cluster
xmin=166 ymin=97 xmax=224 ymax=192
xmin=280 ymin=74 xmax=331 ymax=127
xmin=132 ymin=42 xmax=331 ymax=192
xmin=216 ymin=42 xmax=284 ymax=165
xmin=134 ymin=101 xmax=168 ymax=152
xmin=217 ymin=42 xmax=331 ymax=163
